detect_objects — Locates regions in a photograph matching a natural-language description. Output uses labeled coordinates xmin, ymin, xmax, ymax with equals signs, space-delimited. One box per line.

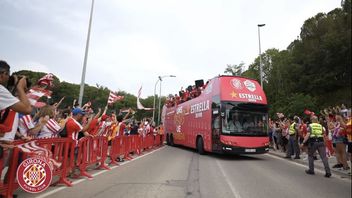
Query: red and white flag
xmin=17 ymin=141 xmax=62 ymax=169
xmin=137 ymin=86 xmax=154 ymax=111
xmin=26 ymin=87 xmax=52 ymax=108
xmin=37 ymin=73 xmax=54 ymax=87
xmin=107 ymin=91 xmax=124 ymax=105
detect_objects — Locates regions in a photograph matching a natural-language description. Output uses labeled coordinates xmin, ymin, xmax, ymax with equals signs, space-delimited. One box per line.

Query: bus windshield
xmin=222 ymin=102 xmax=268 ymax=136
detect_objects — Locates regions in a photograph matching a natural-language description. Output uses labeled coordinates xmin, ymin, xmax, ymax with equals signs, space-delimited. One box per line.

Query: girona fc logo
xmin=17 ymin=156 xmax=53 ymax=193
xmin=231 ymin=79 xmax=242 ymax=90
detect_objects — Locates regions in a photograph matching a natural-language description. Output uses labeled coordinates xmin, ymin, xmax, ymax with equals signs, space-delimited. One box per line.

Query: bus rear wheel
xmin=170 ymin=135 xmax=174 ymax=146
xmin=197 ymin=137 xmax=205 ymax=155
xmin=166 ymin=134 xmax=170 ymax=145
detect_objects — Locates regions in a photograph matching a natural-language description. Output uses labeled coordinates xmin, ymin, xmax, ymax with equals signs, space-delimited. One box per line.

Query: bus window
xmin=222 ymin=102 xmax=268 ymax=136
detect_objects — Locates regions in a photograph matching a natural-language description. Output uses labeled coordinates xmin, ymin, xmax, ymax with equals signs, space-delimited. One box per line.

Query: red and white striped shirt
xmin=37 ymin=118 xmax=61 ymax=138
xmin=18 ymin=114 xmax=35 ymax=137
xmin=66 ymin=117 xmax=83 ymax=145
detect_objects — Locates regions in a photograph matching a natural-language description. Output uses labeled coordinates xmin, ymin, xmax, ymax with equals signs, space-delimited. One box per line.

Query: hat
xmin=72 ymin=108 xmax=85 ymax=116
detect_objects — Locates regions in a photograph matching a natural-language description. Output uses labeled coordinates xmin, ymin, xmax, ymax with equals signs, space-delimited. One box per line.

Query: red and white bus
xmin=162 ymin=75 xmax=269 ymax=154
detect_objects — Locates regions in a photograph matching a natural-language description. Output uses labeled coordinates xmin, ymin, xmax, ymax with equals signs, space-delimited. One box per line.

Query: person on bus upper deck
xmin=175 ymin=94 xmax=180 ymax=105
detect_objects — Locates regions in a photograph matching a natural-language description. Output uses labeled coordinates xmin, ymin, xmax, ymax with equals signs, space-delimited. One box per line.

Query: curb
xmin=268 ymin=151 xmax=352 ymax=179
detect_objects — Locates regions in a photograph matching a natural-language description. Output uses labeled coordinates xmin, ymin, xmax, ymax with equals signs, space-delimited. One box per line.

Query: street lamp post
xmin=257 ymin=24 xmax=265 ymax=88
xmin=79 ymin=0 xmax=95 ymax=106
xmin=152 ymin=75 xmax=176 ymax=125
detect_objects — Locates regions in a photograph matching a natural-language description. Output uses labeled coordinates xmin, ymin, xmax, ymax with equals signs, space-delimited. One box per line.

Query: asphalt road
xmin=16 ymin=145 xmax=351 ymax=198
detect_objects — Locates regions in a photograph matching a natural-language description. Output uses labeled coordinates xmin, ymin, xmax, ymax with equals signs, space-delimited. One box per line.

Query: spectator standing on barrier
xmin=300 ymin=116 xmax=331 ymax=177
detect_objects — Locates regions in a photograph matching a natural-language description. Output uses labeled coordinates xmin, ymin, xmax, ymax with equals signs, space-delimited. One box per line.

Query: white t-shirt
xmin=37 ymin=118 xmax=61 ymax=138
xmin=0 ymin=111 xmax=19 ymax=141
xmin=0 ymin=84 xmax=19 ymax=111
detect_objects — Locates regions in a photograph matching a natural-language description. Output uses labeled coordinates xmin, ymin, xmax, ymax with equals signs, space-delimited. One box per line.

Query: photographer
xmin=1 ymin=60 xmax=32 ymax=147
xmin=0 ymin=60 xmax=32 ymax=114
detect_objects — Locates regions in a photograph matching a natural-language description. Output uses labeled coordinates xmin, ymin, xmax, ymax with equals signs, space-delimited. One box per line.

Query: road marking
xmin=265 ymin=154 xmax=351 ymax=182
xmin=36 ymin=146 xmax=166 ymax=198
xmin=216 ymin=160 xmax=242 ymax=198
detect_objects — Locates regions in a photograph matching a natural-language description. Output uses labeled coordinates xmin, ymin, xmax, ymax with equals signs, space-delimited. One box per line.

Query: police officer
xmin=300 ymin=116 xmax=331 ymax=177
xmin=286 ymin=116 xmax=300 ymax=159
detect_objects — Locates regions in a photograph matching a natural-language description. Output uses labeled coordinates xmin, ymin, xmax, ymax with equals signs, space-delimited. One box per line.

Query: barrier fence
xmin=0 ymin=134 xmax=164 ymax=198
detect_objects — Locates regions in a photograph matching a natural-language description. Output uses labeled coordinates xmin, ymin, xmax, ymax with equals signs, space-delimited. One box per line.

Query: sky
xmin=0 ymin=0 xmax=342 ymax=99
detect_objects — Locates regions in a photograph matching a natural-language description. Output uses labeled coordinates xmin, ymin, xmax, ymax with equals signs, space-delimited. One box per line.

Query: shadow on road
xmin=166 ymin=145 xmax=265 ymax=161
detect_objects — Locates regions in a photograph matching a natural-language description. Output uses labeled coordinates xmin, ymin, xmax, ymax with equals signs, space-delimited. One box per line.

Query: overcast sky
xmin=0 ymin=0 xmax=341 ymax=99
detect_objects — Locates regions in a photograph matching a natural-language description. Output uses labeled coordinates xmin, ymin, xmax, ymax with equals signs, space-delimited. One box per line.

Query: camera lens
xmin=7 ymin=75 xmax=15 ymax=87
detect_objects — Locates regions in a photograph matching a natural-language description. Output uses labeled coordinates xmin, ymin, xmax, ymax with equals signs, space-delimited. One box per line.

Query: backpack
xmin=59 ymin=122 xmax=68 ymax=137
xmin=0 ymin=108 xmax=16 ymax=136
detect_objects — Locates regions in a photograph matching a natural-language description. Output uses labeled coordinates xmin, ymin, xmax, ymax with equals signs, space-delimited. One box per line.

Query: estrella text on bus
xmin=238 ymin=93 xmax=262 ymax=101
xmin=190 ymin=100 xmax=210 ymax=114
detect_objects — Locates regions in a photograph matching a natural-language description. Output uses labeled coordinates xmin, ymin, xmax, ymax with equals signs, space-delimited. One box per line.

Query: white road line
xmin=265 ymin=154 xmax=351 ymax=182
xmin=216 ymin=160 xmax=242 ymax=198
xmin=36 ymin=146 xmax=166 ymax=198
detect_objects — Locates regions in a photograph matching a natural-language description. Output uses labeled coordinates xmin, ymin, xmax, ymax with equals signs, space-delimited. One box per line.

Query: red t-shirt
xmin=66 ymin=118 xmax=83 ymax=143
xmin=300 ymin=123 xmax=307 ymax=138
xmin=119 ymin=122 xmax=126 ymax=135
xmin=87 ymin=118 xmax=99 ymax=136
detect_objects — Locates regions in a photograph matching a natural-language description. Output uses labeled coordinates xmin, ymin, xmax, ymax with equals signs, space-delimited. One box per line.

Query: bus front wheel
xmin=197 ymin=137 xmax=205 ymax=155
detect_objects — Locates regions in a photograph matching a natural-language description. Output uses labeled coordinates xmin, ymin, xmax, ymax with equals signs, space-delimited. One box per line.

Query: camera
xmin=6 ymin=75 xmax=31 ymax=94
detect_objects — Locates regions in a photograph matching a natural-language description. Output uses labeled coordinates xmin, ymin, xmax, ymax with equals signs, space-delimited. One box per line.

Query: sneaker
xmin=305 ymin=170 xmax=315 ymax=175
xmin=324 ymin=173 xmax=331 ymax=178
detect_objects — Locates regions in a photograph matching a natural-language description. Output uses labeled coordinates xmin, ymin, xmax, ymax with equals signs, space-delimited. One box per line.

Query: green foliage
xmin=224 ymin=63 xmax=245 ymax=76
xmin=229 ymin=2 xmax=351 ymax=117
xmin=15 ymin=70 xmax=148 ymax=118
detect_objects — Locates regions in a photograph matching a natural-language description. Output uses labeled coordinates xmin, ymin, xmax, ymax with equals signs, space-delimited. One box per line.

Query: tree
xmin=224 ymin=62 xmax=245 ymax=76
xmin=228 ymin=1 xmax=351 ymax=116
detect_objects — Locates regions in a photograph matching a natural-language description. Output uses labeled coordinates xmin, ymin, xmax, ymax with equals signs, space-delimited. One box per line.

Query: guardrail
xmin=0 ymin=134 xmax=164 ymax=198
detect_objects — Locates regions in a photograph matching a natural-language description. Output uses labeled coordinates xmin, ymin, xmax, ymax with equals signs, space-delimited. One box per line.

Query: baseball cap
xmin=72 ymin=108 xmax=86 ymax=116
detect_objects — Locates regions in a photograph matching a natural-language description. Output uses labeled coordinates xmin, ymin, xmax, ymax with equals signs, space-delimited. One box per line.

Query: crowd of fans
xmin=269 ymin=105 xmax=352 ymax=174
xmin=165 ymin=80 xmax=209 ymax=108
xmin=1 ymin=59 xmax=352 ymax=180
xmin=0 ymin=60 xmax=164 ymax=170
